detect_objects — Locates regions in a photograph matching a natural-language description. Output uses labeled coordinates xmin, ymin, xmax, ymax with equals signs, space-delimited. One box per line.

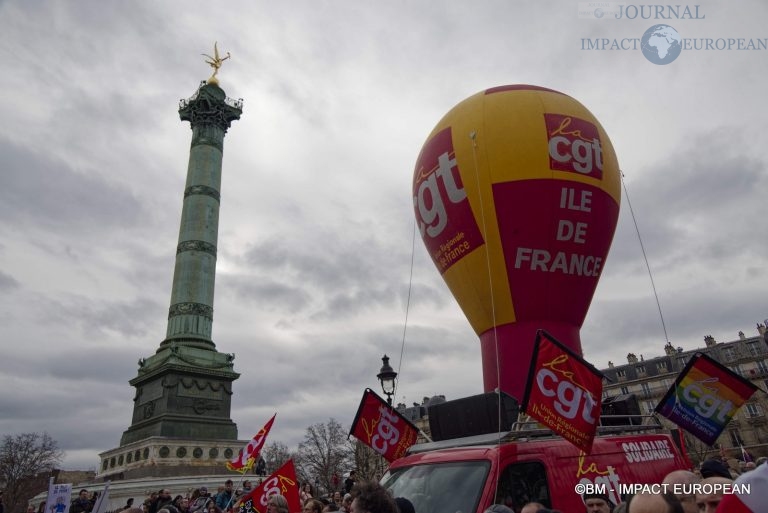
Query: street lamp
xmin=377 ymin=354 xmax=398 ymax=406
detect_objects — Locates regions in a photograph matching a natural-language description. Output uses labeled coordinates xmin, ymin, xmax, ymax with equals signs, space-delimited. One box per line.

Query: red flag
xmin=227 ymin=413 xmax=277 ymax=473
xmin=521 ymin=330 xmax=603 ymax=453
xmin=236 ymin=460 xmax=301 ymax=513
xmin=349 ymin=389 xmax=419 ymax=462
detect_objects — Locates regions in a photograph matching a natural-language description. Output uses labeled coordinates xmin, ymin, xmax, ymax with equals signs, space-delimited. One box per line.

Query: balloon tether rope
xmin=470 ymin=130 xmax=503 ymax=502
xmin=621 ymin=170 xmax=670 ymax=345
xmin=394 ymin=218 xmax=417 ymax=404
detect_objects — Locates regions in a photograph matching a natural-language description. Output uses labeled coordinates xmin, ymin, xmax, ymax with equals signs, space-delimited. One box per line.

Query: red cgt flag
xmin=227 ymin=413 xmax=277 ymax=473
xmin=349 ymin=388 xmax=419 ymax=462
xmin=236 ymin=459 xmax=301 ymax=513
xmin=521 ymin=330 xmax=604 ymax=454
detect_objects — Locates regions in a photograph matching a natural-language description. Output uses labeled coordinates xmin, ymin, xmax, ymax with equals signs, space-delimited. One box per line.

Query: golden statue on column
xmin=203 ymin=42 xmax=231 ymax=85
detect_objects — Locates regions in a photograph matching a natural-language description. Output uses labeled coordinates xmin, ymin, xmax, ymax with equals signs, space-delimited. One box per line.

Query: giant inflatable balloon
xmin=412 ymin=85 xmax=620 ymax=401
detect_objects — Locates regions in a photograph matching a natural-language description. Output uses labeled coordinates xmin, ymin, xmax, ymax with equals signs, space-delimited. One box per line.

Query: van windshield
xmin=380 ymin=461 xmax=490 ymax=513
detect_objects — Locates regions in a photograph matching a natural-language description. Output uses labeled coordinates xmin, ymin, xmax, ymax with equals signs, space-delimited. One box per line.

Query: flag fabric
xmin=227 ymin=413 xmax=277 ymax=473
xmin=521 ymin=330 xmax=604 ymax=454
xmin=349 ymin=388 xmax=419 ymax=462
xmin=91 ymin=482 xmax=110 ymax=513
xmin=46 ymin=481 xmax=72 ymax=513
xmin=715 ymin=461 xmax=768 ymax=513
xmin=655 ymin=352 xmax=758 ymax=446
xmin=236 ymin=459 xmax=301 ymax=513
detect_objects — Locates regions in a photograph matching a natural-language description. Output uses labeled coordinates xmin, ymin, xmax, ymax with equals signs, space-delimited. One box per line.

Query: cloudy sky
xmin=1 ymin=1 xmax=766 ymax=470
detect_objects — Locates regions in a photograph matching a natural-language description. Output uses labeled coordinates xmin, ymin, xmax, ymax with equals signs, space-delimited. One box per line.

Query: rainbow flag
xmin=655 ymin=353 xmax=757 ymax=446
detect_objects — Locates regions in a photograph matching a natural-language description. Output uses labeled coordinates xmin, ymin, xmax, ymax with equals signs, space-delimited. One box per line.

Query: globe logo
xmin=594 ymin=8 xmax=605 ymax=19
xmin=641 ymin=24 xmax=682 ymax=65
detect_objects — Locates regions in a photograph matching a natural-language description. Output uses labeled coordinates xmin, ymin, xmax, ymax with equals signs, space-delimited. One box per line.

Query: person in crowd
xmin=172 ymin=496 xmax=184 ymax=512
xmin=340 ymin=494 xmax=353 ymax=513
xmin=265 ymin=495 xmax=288 ymax=513
xmin=71 ymin=490 xmax=93 ymax=513
xmin=755 ymin=456 xmax=767 ymax=467
xmin=124 ymin=499 xmax=135 ymax=510
xmin=699 ymin=459 xmax=732 ymax=479
xmin=177 ymin=498 xmax=190 ymax=513
xmin=214 ymin=480 xmax=234 ymax=512
xmin=303 ymin=499 xmax=323 ymax=513
xmin=25 ymin=505 xmax=36 ymax=513
xmin=349 ymin=482 xmax=397 ymax=513
xmin=696 ymin=476 xmax=732 ymax=513
xmin=242 ymin=481 xmax=253 ymax=495
xmin=255 ymin=457 xmax=267 ymax=476
xmin=190 ymin=487 xmax=212 ymax=513
xmin=300 ymin=484 xmax=313 ymax=503
xmin=393 ymin=498 xmax=414 ymax=513
xmin=743 ymin=461 xmax=756 ymax=472
xmin=521 ymin=503 xmax=545 ymax=513
xmin=37 ymin=502 xmax=46 ymax=513
xmin=332 ymin=493 xmax=342 ymax=508
xmin=583 ymin=492 xmax=613 ymax=513
xmin=627 ymin=493 xmax=682 ymax=513
xmin=321 ymin=504 xmax=339 ymax=513
xmin=150 ymin=489 xmax=174 ymax=513
xmin=662 ymin=469 xmax=699 ymax=513
xmin=344 ymin=472 xmax=357 ymax=495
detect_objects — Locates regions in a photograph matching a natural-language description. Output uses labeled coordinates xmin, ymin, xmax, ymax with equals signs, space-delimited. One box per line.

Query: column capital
xmin=179 ymin=82 xmax=242 ymax=133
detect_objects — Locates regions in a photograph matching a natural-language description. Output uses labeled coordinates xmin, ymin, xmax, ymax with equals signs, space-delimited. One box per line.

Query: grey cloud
xmin=0 ymin=270 xmax=19 ymax=290
xmin=0 ymin=138 xmax=144 ymax=232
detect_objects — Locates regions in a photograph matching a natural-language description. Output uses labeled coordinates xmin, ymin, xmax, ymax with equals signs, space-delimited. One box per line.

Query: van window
xmin=381 ymin=461 xmax=489 ymax=513
xmin=494 ymin=461 xmax=551 ymax=511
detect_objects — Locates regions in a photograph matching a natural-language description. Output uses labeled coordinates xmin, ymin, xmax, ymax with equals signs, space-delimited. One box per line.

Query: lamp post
xmin=377 ymin=354 xmax=398 ymax=406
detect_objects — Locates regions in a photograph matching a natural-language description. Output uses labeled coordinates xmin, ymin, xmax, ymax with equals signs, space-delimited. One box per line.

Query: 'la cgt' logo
xmin=545 ymin=114 xmax=604 ymax=179
xmin=536 ymin=354 xmax=599 ymax=422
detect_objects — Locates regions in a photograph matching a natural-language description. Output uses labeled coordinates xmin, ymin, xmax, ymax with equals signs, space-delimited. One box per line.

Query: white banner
xmin=46 ymin=479 xmax=73 ymax=513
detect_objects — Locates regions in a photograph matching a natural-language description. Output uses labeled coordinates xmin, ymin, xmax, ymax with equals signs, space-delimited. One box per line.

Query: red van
xmin=380 ymin=424 xmax=689 ymax=513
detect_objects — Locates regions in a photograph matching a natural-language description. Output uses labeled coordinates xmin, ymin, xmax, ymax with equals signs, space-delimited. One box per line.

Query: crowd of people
xmin=515 ymin=456 xmax=768 ymax=513
xmin=12 ymin=456 xmax=768 ymax=513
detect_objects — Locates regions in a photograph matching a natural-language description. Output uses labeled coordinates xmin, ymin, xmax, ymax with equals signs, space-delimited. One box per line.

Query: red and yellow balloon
xmin=412 ymin=85 xmax=620 ymax=400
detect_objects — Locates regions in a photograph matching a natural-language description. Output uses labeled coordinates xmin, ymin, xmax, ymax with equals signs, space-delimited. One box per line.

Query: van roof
xmin=408 ymin=414 xmax=667 ymax=454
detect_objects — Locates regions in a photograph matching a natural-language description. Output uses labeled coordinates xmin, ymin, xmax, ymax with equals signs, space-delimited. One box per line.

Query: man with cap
xmin=584 ymin=492 xmax=612 ymax=513
xmin=699 ymin=459 xmax=732 ymax=479
xmin=190 ymin=488 xmax=211 ymax=513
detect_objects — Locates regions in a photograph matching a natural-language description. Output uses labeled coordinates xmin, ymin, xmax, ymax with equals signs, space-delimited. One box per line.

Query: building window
xmin=641 ymin=383 xmax=652 ymax=398
xmin=746 ymin=403 xmax=763 ymax=417
xmin=636 ymin=365 xmax=646 ymax=375
xmin=729 ymin=430 xmax=744 ymax=447
xmin=620 ymin=386 xmax=629 ymax=395
xmin=657 ymin=361 xmax=668 ymax=372
xmin=729 ymin=364 xmax=743 ymax=377
xmin=723 ymin=346 xmax=737 ymax=362
xmin=748 ymin=341 xmax=765 ymax=357
xmin=677 ymin=357 xmax=688 ymax=370
xmin=617 ymin=369 xmax=626 ymax=380
xmin=644 ymin=401 xmax=655 ymax=414
xmin=757 ymin=360 xmax=768 ymax=375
